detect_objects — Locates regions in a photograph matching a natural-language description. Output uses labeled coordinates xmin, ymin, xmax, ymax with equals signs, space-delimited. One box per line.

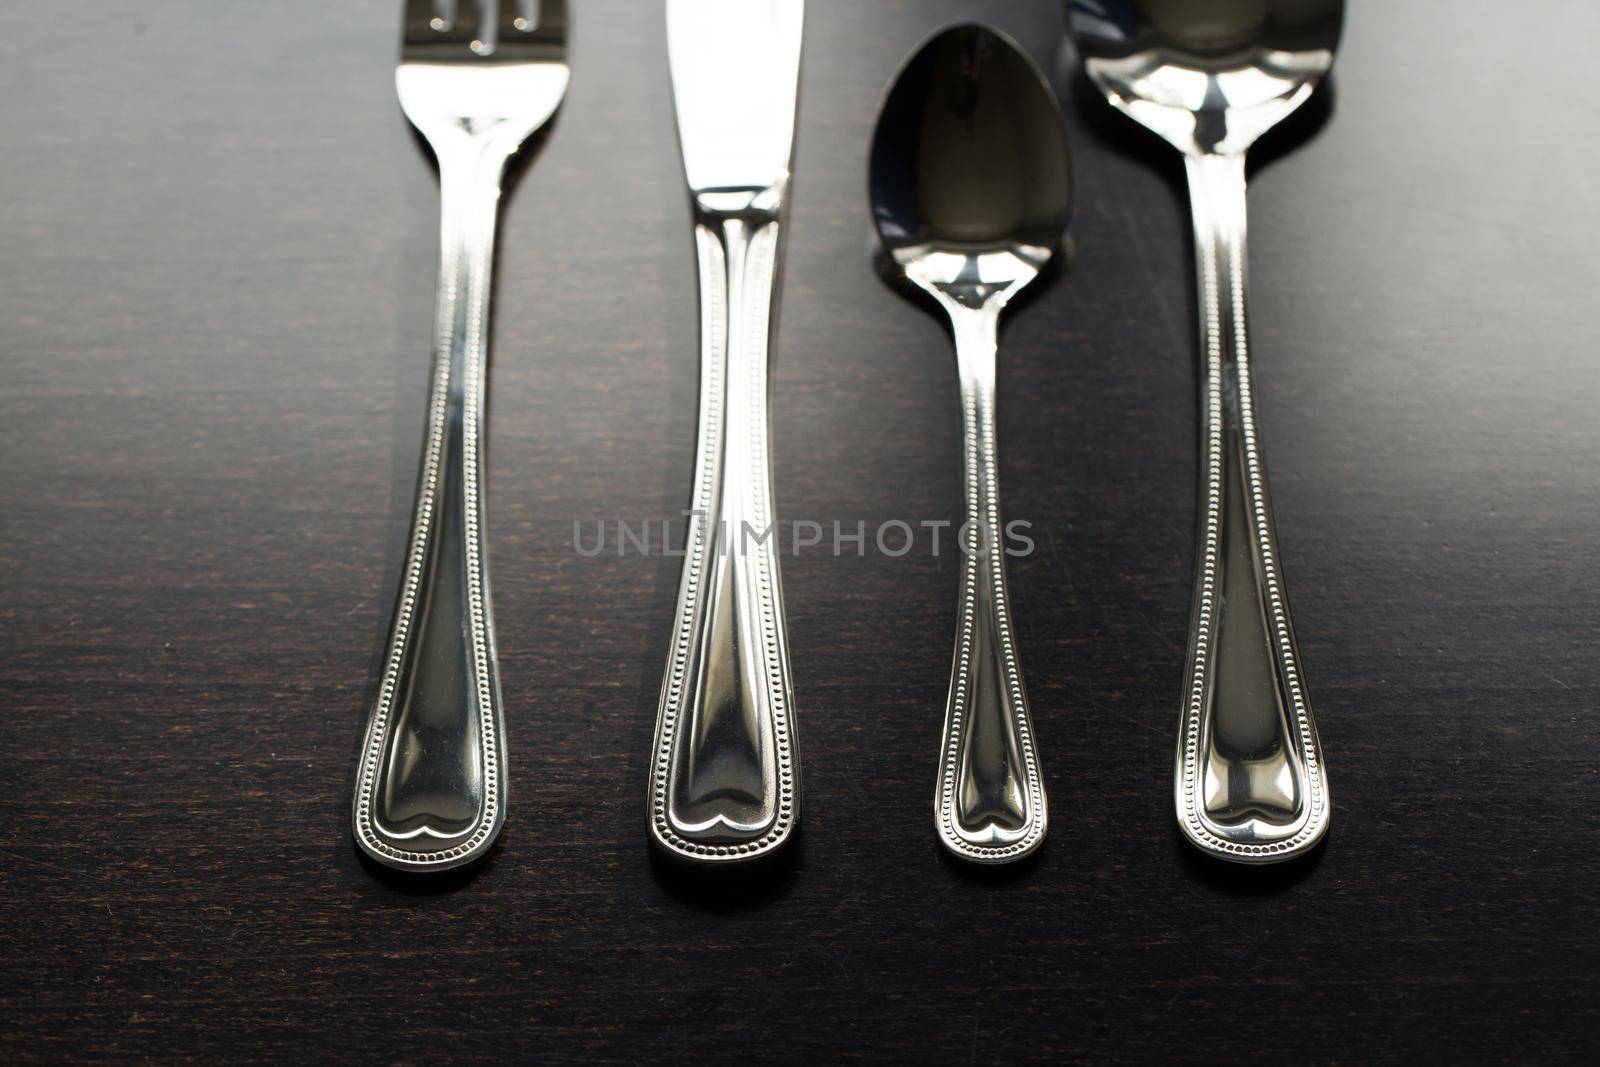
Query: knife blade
xmin=667 ymin=0 xmax=803 ymax=198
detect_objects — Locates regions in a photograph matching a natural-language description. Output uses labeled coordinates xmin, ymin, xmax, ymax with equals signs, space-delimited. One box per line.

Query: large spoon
xmin=1069 ymin=0 xmax=1342 ymax=863
xmin=870 ymin=25 xmax=1071 ymax=864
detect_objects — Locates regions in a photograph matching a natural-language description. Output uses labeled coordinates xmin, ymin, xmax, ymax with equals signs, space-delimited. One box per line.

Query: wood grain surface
xmin=3 ymin=1 xmax=1598 ymax=1061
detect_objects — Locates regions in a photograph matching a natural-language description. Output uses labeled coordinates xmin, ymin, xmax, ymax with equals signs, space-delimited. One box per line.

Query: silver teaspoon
xmin=870 ymin=25 xmax=1071 ymax=864
xmin=1069 ymin=0 xmax=1342 ymax=863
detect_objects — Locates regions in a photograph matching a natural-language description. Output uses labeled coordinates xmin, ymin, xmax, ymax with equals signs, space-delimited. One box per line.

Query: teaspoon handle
xmin=648 ymin=197 xmax=800 ymax=863
xmin=352 ymin=140 xmax=515 ymax=872
xmin=934 ymin=302 xmax=1048 ymax=864
xmin=1176 ymin=151 xmax=1330 ymax=863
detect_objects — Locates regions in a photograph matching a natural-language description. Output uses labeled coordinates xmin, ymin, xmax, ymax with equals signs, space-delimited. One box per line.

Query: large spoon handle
xmin=1177 ymin=151 xmax=1330 ymax=863
xmin=352 ymin=136 xmax=515 ymax=872
xmin=934 ymin=302 xmax=1048 ymax=864
xmin=649 ymin=198 xmax=799 ymax=863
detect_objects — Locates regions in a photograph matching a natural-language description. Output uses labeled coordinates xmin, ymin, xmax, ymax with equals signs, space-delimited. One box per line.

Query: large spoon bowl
xmin=1070 ymin=0 xmax=1342 ymax=156
xmin=870 ymin=25 xmax=1070 ymax=864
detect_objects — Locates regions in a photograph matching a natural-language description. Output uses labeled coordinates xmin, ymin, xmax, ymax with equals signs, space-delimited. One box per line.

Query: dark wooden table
xmin=4 ymin=1 xmax=1598 ymax=1061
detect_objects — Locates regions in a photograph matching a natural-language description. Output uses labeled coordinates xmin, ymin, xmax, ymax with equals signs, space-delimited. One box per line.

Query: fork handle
xmin=353 ymin=138 xmax=515 ymax=872
xmin=648 ymin=193 xmax=799 ymax=862
xmin=1175 ymin=151 xmax=1330 ymax=863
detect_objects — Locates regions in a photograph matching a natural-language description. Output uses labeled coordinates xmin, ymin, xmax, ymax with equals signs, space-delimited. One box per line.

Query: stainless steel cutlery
xmin=349 ymin=0 xmax=1343 ymax=876
xmin=1070 ymin=0 xmax=1342 ymax=863
xmin=869 ymin=26 xmax=1070 ymax=865
xmin=352 ymin=0 xmax=568 ymax=872
xmin=648 ymin=0 xmax=805 ymax=863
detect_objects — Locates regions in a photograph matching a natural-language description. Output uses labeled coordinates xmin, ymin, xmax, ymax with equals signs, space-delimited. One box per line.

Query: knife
xmin=649 ymin=0 xmax=804 ymax=862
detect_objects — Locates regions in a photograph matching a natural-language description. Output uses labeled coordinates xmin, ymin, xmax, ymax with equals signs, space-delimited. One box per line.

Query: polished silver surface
xmin=352 ymin=0 xmax=568 ymax=872
xmin=870 ymin=26 xmax=1070 ymax=864
xmin=1070 ymin=0 xmax=1341 ymax=863
xmin=649 ymin=0 xmax=804 ymax=863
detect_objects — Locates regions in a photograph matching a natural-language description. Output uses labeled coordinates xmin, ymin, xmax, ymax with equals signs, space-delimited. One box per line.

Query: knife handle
xmin=649 ymin=197 xmax=799 ymax=862
xmin=1175 ymin=151 xmax=1329 ymax=863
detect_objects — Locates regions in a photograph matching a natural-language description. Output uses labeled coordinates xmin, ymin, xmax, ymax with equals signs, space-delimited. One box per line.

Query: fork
xmin=352 ymin=0 xmax=568 ymax=873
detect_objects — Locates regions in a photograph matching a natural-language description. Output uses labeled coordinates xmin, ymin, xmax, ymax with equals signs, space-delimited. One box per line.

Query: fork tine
xmin=402 ymin=0 xmax=438 ymax=35
xmin=462 ymin=0 xmax=496 ymax=55
xmin=403 ymin=0 xmax=477 ymax=42
xmin=499 ymin=0 xmax=535 ymax=36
